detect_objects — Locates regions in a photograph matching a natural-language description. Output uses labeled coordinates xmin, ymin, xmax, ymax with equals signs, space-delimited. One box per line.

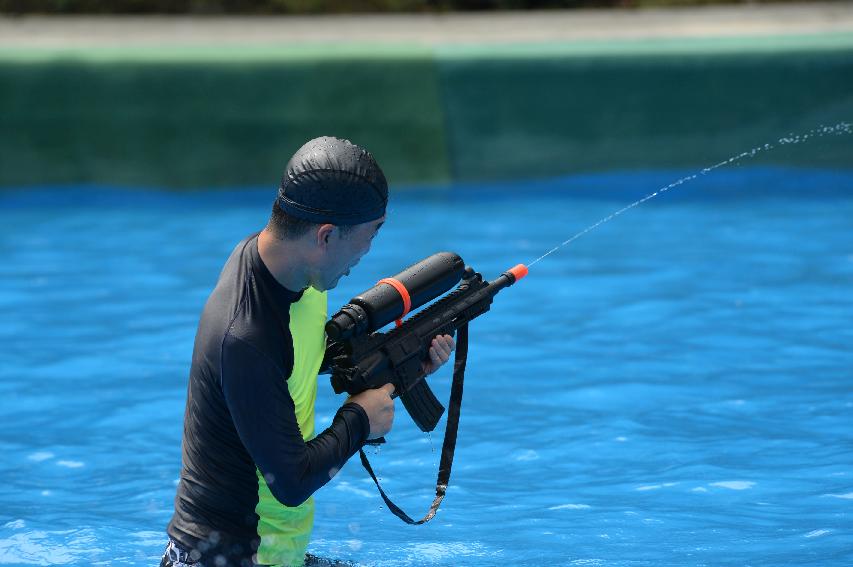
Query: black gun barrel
xmin=326 ymin=252 xmax=465 ymax=341
xmin=484 ymin=263 xmax=529 ymax=295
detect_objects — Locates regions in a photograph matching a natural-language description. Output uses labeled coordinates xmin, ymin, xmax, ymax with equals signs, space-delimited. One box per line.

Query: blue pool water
xmin=1 ymin=167 xmax=852 ymax=566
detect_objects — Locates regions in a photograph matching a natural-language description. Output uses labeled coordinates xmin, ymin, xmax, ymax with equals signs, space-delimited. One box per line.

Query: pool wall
xmin=2 ymin=33 xmax=852 ymax=189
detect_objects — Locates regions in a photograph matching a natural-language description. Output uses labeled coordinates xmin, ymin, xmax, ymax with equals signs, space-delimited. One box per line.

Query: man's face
xmin=315 ymin=215 xmax=385 ymax=291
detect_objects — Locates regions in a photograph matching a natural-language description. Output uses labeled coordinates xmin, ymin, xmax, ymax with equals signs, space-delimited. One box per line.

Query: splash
xmin=527 ymin=122 xmax=852 ymax=267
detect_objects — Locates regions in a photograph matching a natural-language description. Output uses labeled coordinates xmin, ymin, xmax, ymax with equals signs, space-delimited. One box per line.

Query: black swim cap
xmin=277 ymin=136 xmax=388 ymax=225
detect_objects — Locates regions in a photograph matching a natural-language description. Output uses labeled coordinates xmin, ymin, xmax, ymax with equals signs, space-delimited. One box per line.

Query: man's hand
xmin=422 ymin=334 xmax=456 ymax=376
xmin=347 ymin=383 xmax=396 ymax=440
xmin=346 ymin=334 xmax=453 ymax=441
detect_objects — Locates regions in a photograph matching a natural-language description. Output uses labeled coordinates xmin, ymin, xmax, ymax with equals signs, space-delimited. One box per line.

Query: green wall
xmin=2 ymin=34 xmax=852 ymax=189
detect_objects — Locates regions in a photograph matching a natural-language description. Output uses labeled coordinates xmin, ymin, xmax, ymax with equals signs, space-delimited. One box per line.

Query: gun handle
xmin=400 ymin=380 xmax=446 ymax=433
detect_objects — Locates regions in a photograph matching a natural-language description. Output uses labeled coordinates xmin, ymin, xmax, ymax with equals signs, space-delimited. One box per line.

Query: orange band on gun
xmin=377 ymin=277 xmax=412 ymax=327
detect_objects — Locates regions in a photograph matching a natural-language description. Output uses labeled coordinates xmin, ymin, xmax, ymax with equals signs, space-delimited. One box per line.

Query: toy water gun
xmin=324 ymin=252 xmax=527 ymax=524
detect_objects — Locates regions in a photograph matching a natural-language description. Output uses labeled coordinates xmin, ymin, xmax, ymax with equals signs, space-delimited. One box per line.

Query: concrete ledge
xmin=3 ymin=3 xmax=853 ymax=47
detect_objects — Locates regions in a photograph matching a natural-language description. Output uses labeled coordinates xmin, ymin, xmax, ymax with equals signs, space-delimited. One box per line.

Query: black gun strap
xmin=358 ymin=323 xmax=469 ymax=525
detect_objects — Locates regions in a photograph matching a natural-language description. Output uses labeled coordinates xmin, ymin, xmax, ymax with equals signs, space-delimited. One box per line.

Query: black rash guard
xmin=167 ymin=233 xmax=370 ymax=566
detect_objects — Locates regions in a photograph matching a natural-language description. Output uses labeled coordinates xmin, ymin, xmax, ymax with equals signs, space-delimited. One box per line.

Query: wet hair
xmin=267 ymin=200 xmax=354 ymax=241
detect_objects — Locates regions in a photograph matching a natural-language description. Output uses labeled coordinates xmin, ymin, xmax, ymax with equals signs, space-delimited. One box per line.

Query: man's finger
xmin=442 ymin=334 xmax=455 ymax=352
xmin=381 ymin=383 xmax=396 ymax=395
xmin=434 ymin=335 xmax=453 ymax=352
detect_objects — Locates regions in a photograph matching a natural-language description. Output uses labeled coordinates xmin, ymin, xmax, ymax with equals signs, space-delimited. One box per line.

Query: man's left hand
xmin=422 ymin=334 xmax=455 ymax=375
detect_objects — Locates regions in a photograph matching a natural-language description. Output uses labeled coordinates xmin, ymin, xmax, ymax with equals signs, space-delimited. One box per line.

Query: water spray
xmin=527 ymin=122 xmax=852 ymax=267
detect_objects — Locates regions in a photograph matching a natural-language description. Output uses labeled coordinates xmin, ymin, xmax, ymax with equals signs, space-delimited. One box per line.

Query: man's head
xmin=265 ymin=136 xmax=388 ymax=291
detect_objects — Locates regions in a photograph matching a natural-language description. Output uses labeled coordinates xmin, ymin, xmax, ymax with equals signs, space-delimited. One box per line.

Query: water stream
xmin=528 ymin=122 xmax=853 ymax=268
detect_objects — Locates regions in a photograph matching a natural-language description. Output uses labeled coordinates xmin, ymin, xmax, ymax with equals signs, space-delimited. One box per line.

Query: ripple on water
xmin=0 ymin=528 xmax=103 ymax=565
xmin=26 ymin=452 xmax=54 ymax=462
xmin=708 ymin=481 xmax=756 ymax=490
xmin=548 ymin=504 xmax=591 ymax=510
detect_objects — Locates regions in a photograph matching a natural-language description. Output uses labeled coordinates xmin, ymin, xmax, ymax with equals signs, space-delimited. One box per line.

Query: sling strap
xmin=358 ymin=323 xmax=469 ymax=524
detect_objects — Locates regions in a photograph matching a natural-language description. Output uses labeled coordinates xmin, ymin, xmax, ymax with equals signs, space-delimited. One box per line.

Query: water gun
xmin=324 ymin=252 xmax=527 ymax=431
xmin=323 ymin=252 xmax=527 ymax=523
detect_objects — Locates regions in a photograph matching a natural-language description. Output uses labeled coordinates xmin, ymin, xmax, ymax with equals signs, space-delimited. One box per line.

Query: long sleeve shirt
xmin=167 ymin=233 xmax=369 ymax=566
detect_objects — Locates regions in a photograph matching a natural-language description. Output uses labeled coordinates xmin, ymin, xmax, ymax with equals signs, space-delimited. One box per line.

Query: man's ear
xmin=316 ymin=224 xmax=336 ymax=248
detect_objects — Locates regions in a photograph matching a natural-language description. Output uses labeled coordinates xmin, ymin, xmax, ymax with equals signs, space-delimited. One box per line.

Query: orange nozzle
xmin=508 ymin=264 xmax=528 ymax=282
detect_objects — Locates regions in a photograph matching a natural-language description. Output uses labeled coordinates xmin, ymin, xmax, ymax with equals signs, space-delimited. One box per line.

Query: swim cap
xmin=277 ymin=136 xmax=388 ymax=224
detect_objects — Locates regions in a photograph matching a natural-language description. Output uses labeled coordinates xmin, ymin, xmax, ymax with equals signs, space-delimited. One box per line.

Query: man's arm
xmin=220 ymin=334 xmax=369 ymax=507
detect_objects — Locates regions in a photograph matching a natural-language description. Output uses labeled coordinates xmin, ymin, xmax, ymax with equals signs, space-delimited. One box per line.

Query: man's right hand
xmin=347 ymin=383 xmax=395 ymax=440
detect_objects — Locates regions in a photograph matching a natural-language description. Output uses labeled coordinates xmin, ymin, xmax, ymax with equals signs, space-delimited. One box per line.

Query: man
xmin=162 ymin=137 xmax=455 ymax=567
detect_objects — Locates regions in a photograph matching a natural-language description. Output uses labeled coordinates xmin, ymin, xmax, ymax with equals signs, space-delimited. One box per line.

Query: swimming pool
xmin=1 ymin=166 xmax=851 ymax=566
